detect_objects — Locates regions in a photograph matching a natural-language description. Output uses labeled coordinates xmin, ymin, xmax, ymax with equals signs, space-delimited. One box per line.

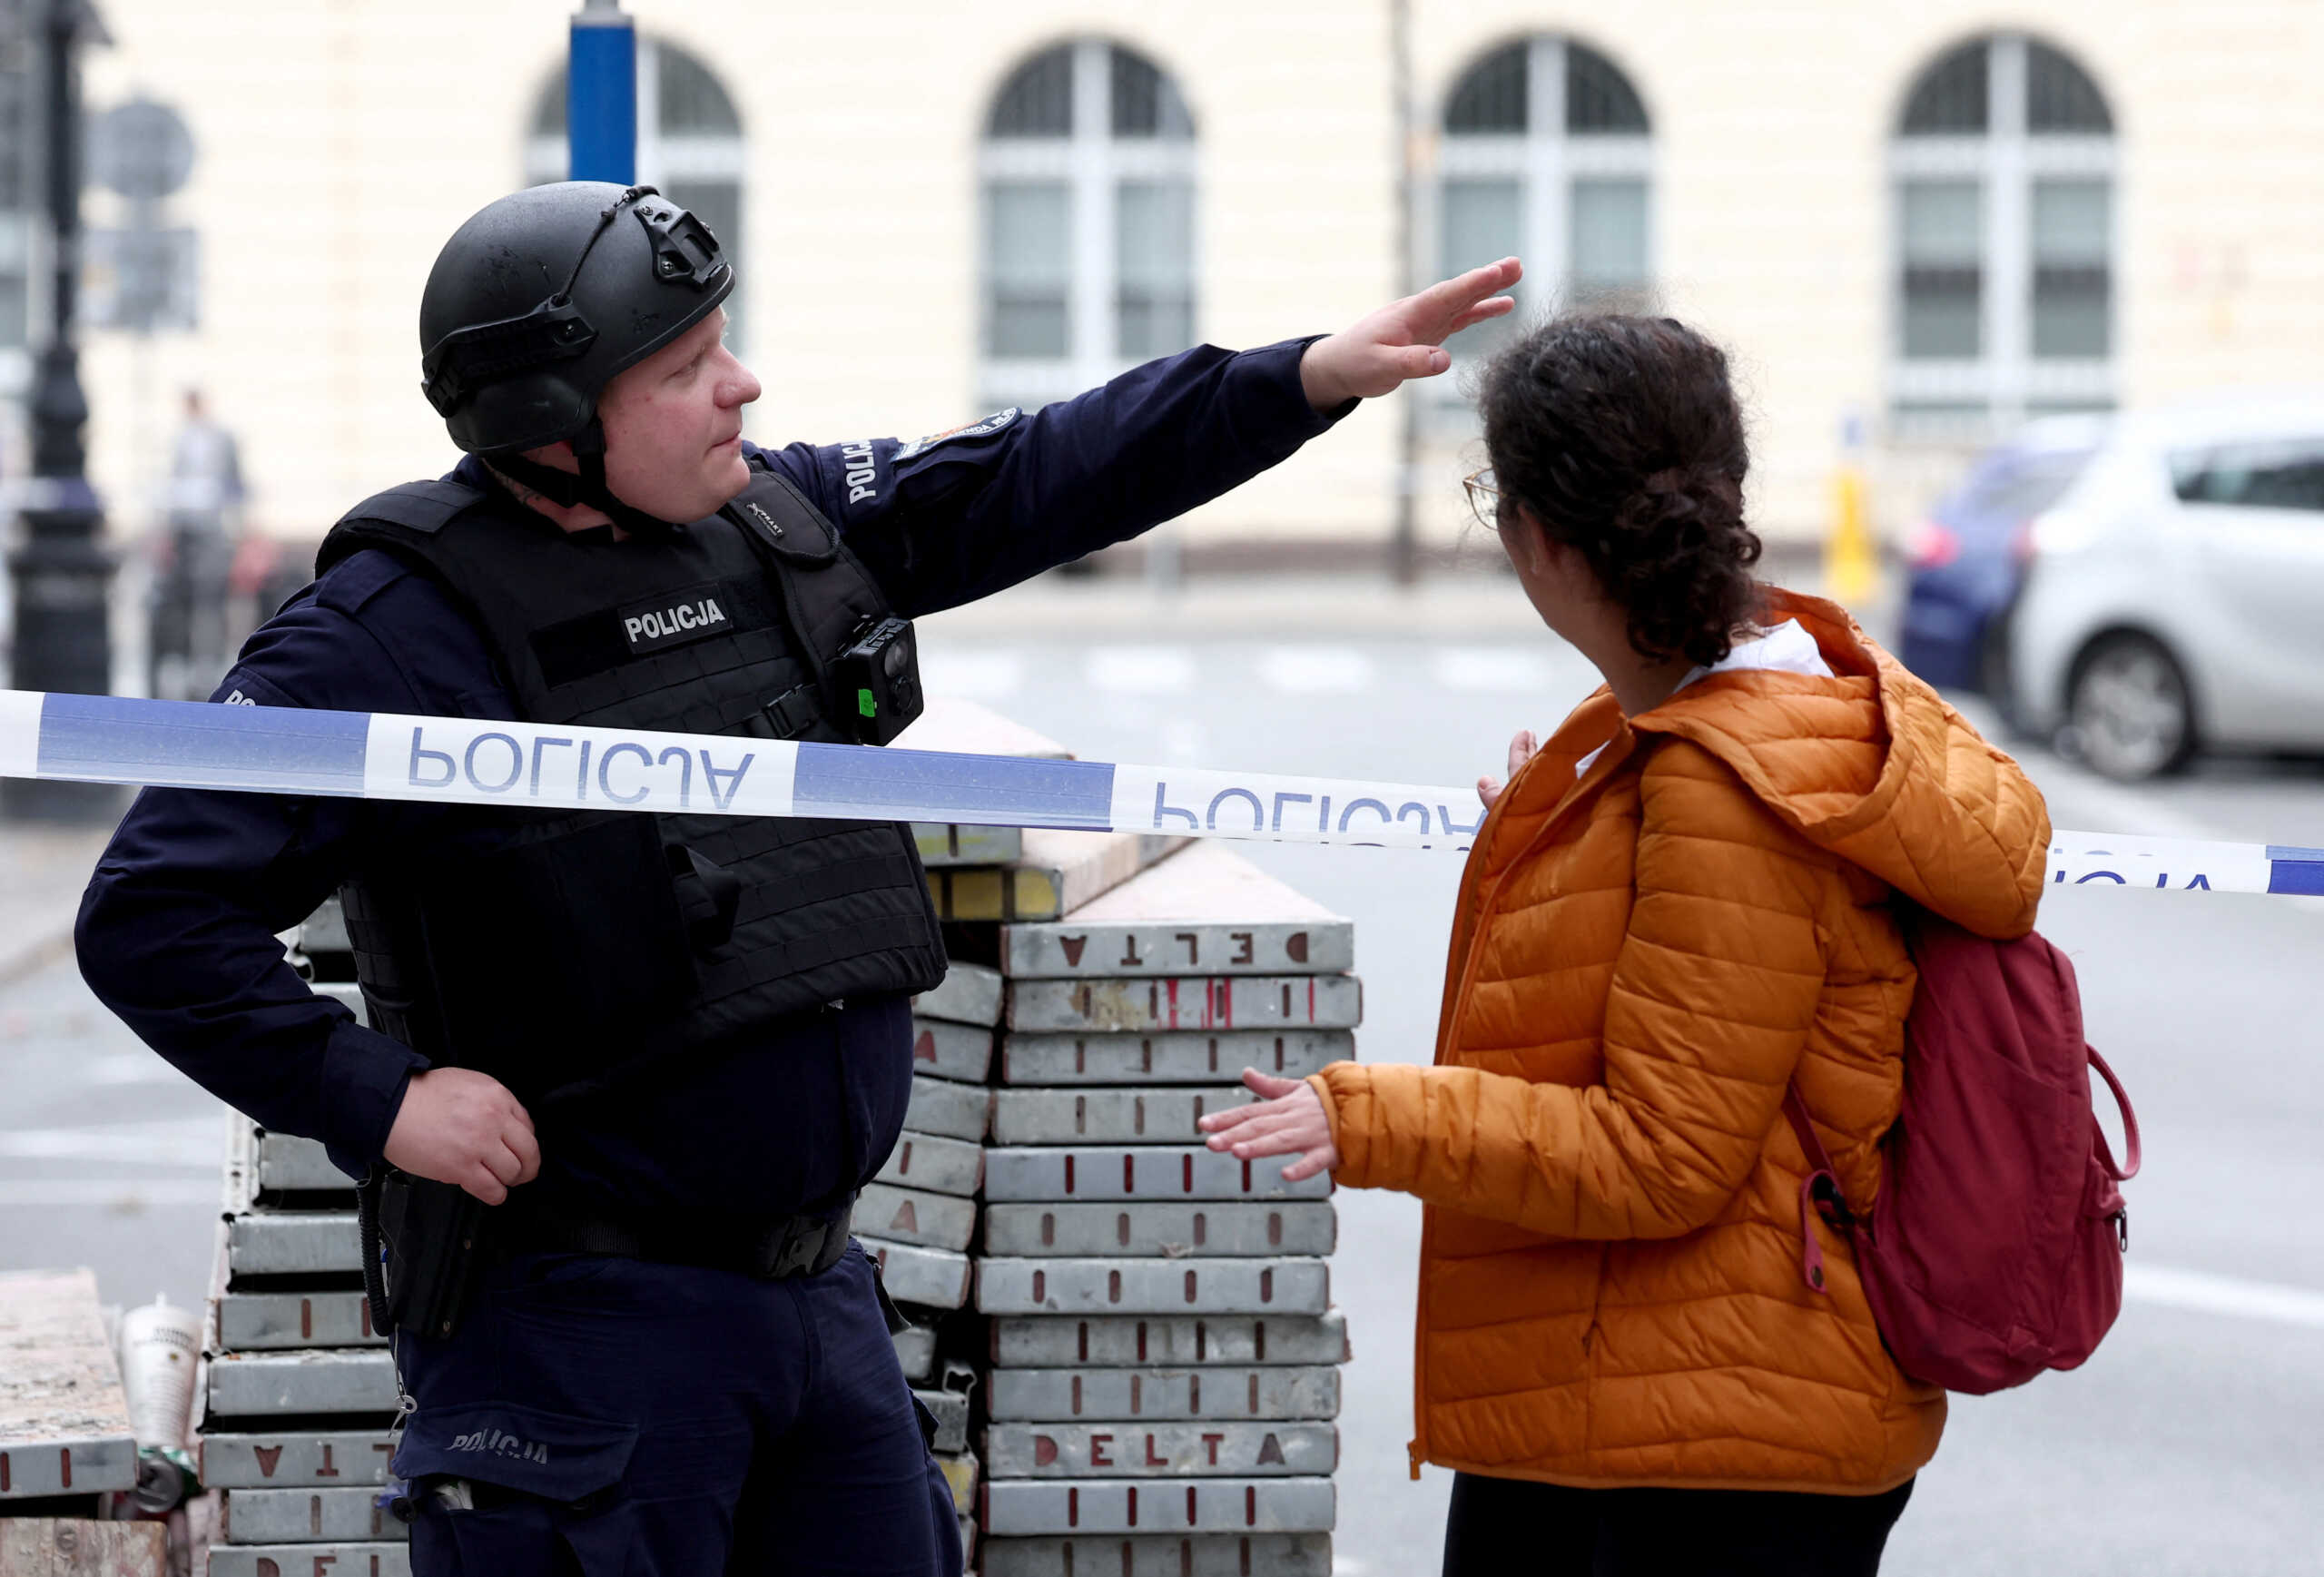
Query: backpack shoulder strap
xmin=1782 ymin=1082 xmax=1855 ymax=1295
xmin=1781 ymin=1084 xmax=1839 ymax=1181
xmin=2086 ymin=1046 xmax=2142 ymax=1183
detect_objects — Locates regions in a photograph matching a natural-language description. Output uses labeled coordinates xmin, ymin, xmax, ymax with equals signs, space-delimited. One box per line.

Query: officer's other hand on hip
xmin=384 ymin=1068 xmax=542 ymax=1205
xmin=1296 ymin=257 xmax=1523 ymax=409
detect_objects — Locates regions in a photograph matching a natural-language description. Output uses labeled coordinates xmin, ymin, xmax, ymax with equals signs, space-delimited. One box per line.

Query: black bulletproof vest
xmin=315 ymin=462 xmax=947 ymax=1104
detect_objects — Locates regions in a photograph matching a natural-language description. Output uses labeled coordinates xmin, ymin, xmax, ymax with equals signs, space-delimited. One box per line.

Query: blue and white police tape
xmin=5 ymin=688 xmax=2323 ymax=892
xmin=0 ymin=688 xmax=1484 ymax=851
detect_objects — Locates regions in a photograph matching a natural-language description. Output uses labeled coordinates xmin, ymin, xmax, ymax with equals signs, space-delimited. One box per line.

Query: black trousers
xmin=393 ymin=1243 xmax=960 ymax=1576
xmin=1442 ymin=1471 xmax=1915 ymax=1577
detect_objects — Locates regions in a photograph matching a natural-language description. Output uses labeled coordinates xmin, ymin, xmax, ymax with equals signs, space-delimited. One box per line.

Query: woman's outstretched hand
xmin=1477 ymin=728 xmax=1541 ymax=809
xmin=1299 ymin=258 xmax=1523 ymax=410
xmin=1198 ymin=1069 xmax=1340 ymax=1184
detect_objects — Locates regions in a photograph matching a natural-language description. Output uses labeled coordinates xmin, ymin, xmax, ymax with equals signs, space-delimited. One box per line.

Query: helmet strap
xmin=489 ymin=418 xmax=680 ymax=537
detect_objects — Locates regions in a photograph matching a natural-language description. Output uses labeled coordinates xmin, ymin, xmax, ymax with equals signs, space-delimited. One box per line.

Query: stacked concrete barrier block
xmin=0 ymin=1268 xmax=143 ymax=1511
xmin=876 ymin=699 xmax=1197 ymax=1567
xmin=195 ymin=898 xmax=409 ymax=1577
xmin=874 ymin=951 xmax=998 ymax=1562
xmin=865 ymin=954 xmax=997 ymax=1328
xmin=972 ymin=840 xmax=1356 ymax=1577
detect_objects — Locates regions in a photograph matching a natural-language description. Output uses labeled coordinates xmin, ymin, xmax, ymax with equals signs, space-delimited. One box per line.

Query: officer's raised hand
xmin=384 ymin=1067 xmax=541 ymax=1205
xmin=1296 ymin=257 xmax=1523 ymax=409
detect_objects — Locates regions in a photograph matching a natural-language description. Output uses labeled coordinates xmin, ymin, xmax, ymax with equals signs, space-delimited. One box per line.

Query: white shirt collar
xmin=1572 ymin=621 xmax=1835 ymax=777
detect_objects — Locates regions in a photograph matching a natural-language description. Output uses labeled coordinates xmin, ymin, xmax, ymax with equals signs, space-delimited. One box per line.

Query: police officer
xmin=77 ymin=182 xmax=1518 ymax=1575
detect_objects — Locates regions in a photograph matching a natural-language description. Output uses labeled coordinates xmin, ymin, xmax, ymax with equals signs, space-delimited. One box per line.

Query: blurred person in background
xmin=1204 ymin=315 xmax=2051 ymax=1577
xmin=148 ymin=387 xmax=246 ymax=700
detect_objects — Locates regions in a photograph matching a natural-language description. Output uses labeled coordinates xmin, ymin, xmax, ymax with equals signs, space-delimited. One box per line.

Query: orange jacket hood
xmin=1627 ymin=588 xmax=2050 ymax=940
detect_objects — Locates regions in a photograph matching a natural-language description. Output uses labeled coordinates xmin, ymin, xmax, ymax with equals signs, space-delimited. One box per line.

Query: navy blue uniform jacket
xmin=78 ymin=340 xmax=1346 ymax=1213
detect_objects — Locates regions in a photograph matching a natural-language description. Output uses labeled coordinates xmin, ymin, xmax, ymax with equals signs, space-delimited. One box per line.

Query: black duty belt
xmin=497 ymin=1193 xmax=855 ymax=1281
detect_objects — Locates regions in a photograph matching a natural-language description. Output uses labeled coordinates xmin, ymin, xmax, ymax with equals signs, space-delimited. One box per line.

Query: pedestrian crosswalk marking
xmin=931 ymin=644 xmax=1575 ymax=701
xmin=0 ymin=1117 xmax=222 ymax=1167
xmin=1256 ymin=648 xmax=1374 ymax=695
xmin=926 ymin=650 xmax=1026 ymax=700
xmin=1431 ymin=646 xmax=1568 ymax=693
xmin=1088 ymin=646 xmax=1196 ymax=695
xmin=2124 ymin=1264 xmax=2324 ymax=1330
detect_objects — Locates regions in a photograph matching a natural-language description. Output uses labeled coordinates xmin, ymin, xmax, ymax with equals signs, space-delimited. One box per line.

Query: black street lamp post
xmin=5 ymin=0 xmax=117 ymax=822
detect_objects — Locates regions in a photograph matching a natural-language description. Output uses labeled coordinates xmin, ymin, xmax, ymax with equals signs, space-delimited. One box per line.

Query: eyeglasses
xmin=1462 ymin=468 xmax=1502 ymax=530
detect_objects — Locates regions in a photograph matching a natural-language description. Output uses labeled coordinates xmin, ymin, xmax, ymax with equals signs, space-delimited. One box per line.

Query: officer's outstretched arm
xmin=1295 ymin=257 xmax=1522 ymax=409
xmin=765 ymin=259 xmax=1524 ymax=617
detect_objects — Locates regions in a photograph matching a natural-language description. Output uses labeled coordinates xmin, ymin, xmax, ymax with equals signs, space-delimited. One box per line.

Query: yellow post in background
xmin=1823 ymin=409 xmax=1876 ymax=606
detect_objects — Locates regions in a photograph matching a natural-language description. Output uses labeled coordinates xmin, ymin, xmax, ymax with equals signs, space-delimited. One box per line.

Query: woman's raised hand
xmin=1197 ymin=1069 xmax=1340 ymax=1184
xmin=1477 ymin=728 xmax=1541 ymax=809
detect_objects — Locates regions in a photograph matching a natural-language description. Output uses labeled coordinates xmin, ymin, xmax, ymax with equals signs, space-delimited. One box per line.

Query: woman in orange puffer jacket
xmin=1202 ymin=315 xmax=2050 ymax=1575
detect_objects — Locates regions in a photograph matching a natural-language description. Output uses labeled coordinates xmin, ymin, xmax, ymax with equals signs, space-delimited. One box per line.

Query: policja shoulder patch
xmin=892 ymin=409 xmax=1020 ymax=464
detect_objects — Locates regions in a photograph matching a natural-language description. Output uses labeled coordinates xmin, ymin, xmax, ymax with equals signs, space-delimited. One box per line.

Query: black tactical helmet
xmin=420 ymin=182 xmax=731 ymax=456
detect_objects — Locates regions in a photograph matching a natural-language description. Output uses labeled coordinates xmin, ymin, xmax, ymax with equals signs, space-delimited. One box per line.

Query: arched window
xmin=1890 ymin=34 xmax=2114 ymax=434
xmin=527 ymin=40 xmax=746 ymax=348
xmin=1436 ymin=35 xmax=1651 ymax=367
xmin=978 ymin=40 xmax=1197 ymax=409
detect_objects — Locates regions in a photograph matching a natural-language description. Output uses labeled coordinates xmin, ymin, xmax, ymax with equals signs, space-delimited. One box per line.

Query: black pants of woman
xmin=1442 ymin=1471 xmax=1915 ymax=1577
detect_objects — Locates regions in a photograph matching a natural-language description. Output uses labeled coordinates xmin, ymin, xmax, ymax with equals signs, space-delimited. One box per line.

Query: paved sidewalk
xmin=1 ymin=820 xmax=118 ymax=989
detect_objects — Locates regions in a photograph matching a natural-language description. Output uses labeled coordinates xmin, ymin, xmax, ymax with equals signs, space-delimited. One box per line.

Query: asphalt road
xmin=4 ymin=608 xmax=2319 ymax=1573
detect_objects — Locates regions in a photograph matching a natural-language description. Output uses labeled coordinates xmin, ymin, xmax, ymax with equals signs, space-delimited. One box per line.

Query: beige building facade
xmin=5 ymin=0 xmax=2319 ymax=558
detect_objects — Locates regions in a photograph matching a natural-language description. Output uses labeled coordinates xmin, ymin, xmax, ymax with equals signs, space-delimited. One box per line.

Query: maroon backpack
xmin=1784 ymin=913 xmax=2141 ymax=1395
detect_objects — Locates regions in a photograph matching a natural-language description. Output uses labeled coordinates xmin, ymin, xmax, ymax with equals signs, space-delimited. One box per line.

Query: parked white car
xmin=2006 ymin=391 xmax=2324 ymax=780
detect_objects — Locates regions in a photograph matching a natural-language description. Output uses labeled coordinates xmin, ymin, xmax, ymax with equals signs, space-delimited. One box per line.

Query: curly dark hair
xmin=1479 ymin=313 xmax=1763 ymax=668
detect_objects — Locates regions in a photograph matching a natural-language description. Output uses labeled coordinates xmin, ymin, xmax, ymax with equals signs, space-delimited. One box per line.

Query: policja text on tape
xmin=8 ymin=689 xmax=2324 ymax=891
xmin=0 ymin=689 xmax=1483 ymax=851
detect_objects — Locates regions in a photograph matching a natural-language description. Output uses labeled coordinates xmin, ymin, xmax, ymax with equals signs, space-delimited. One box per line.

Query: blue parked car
xmin=1896 ymin=416 xmax=2108 ymax=698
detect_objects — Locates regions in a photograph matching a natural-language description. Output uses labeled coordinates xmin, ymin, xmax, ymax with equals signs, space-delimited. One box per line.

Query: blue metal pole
xmin=567 ymin=0 xmax=636 ymax=184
